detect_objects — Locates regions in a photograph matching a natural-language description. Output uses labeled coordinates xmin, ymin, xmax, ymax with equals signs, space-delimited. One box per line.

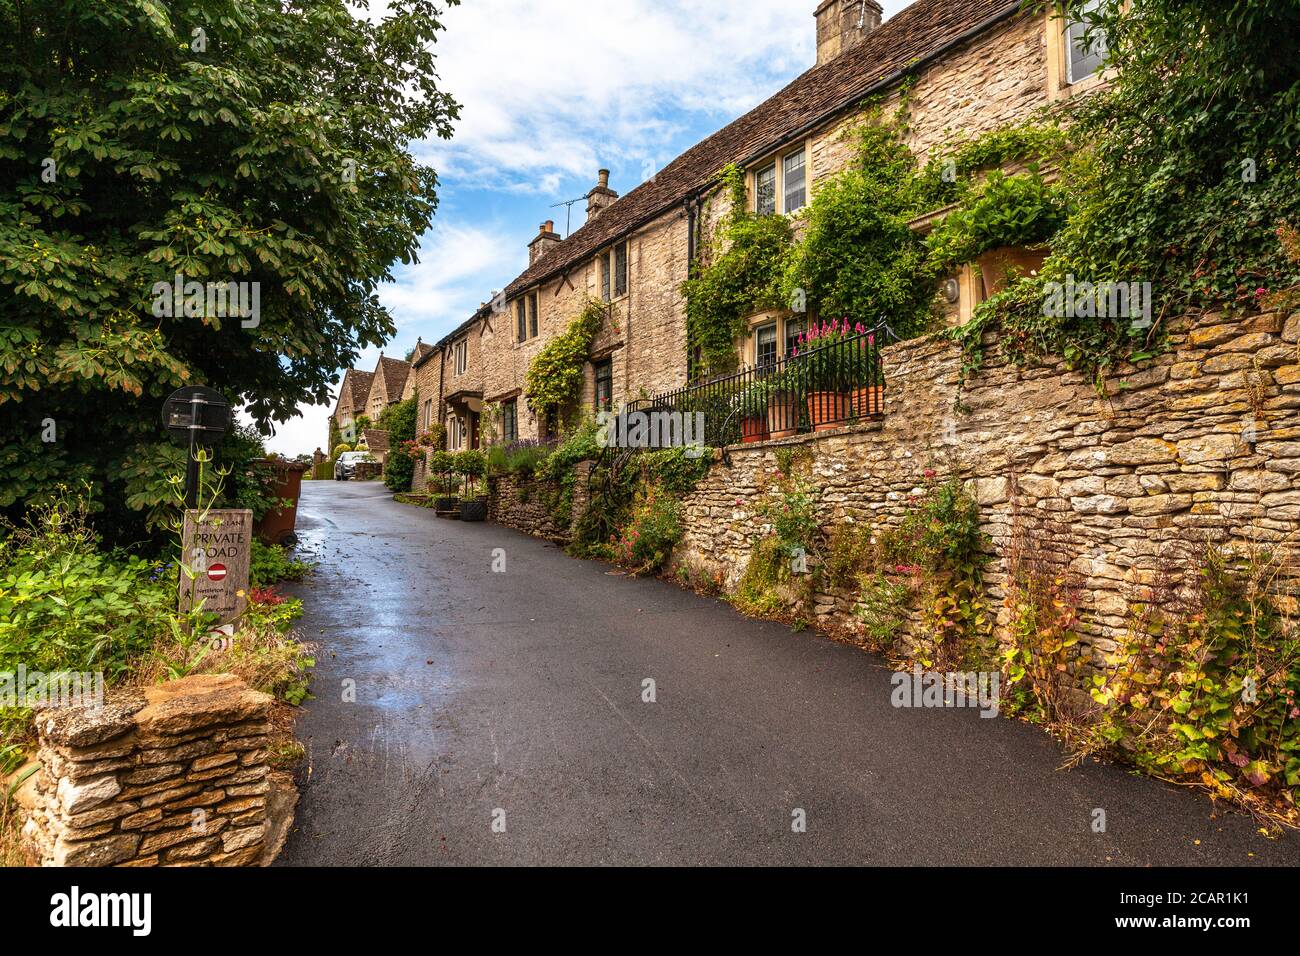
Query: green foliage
xmin=0 ymin=494 xmax=205 ymax=681
xmin=381 ymin=395 xmax=419 ymax=491
xmin=732 ymin=536 xmax=787 ymax=618
xmin=755 ymin=474 xmax=820 ymax=562
xmin=957 ymin=0 xmax=1300 ymax=384
xmin=525 ymin=301 xmax=606 ymax=421
xmin=683 ymin=163 xmax=794 ymax=372
xmin=611 ymin=492 xmax=682 ymax=574
xmin=926 ymin=168 xmax=1064 ymax=268
xmin=784 ymin=113 xmax=938 ymax=340
xmin=248 ymin=539 xmax=313 ymax=589
xmin=0 ymin=0 xmax=461 ymax=539
xmin=537 ymin=418 xmax=602 ymax=482
xmin=485 ymin=440 xmax=552 ymax=477
xmin=1092 ymin=548 xmax=1300 ymax=810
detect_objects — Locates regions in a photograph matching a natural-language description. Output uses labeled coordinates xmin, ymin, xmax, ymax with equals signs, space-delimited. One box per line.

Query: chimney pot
xmin=815 ymin=0 xmax=882 ymax=68
xmin=586 ymin=169 xmax=619 ymax=223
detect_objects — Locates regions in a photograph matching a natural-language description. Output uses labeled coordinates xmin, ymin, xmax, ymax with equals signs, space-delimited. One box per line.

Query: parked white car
xmin=334 ymin=451 xmax=375 ymax=481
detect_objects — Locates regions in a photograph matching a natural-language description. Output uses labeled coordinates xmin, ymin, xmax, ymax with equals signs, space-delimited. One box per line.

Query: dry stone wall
xmin=488 ymin=463 xmax=594 ymax=544
xmin=22 ymin=674 xmax=279 ymax=867
xmin=674 ymin=308 xmax=1300 ymax=679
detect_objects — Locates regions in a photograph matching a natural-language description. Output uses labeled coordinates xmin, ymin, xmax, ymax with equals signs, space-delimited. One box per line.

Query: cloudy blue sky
xmin=263 ymin=0 xmax=912 ymax=455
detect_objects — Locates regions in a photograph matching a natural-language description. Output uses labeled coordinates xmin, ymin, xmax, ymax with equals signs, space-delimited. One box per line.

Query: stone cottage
xmin=336 ymin=0 xmax=1115 ymax=477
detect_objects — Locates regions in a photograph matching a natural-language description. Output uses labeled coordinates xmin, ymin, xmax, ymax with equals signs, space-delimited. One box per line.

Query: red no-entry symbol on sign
xmin=207 ymin=564 xmax=228 ymax=582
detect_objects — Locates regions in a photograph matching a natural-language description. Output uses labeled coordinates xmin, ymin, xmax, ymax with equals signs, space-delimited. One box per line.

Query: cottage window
xmin=516 ymin=299 xmax=527 ymax=341
xmin=783 ymin=150 xmax=806 ymax=213
xmin=755 ymin=163 xmax=777 ymax=216
xmin=613 ymin=242 xmax=628 ymax=298
xmin=502 ymin=399 xmax=518 ymax=443
xmin=594 ymin=358 xmax=613 ymax=411
xmin=784 ymin=318 xmax=806 ymax=357
xmin=755 ymin=323 xmax=778 ymax=367
xmin=1066 ymin=0 xmax=1108 ymax=84
xmin=449 ymin=416 xmax=465 ymax=451
xmin=453 ymin=338 xmax=468 ymax=376
xmin=600 ymin=251 xmax=612 ymax=302
xmin=422 ymin=398 xmax=433 ymax=432
xmin=528 ymin=292 xmax=539 ymax=338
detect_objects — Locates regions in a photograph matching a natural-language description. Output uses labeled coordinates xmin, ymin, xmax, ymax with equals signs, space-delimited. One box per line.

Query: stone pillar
xmin=22 ymin=675 xmax=281 ymax=867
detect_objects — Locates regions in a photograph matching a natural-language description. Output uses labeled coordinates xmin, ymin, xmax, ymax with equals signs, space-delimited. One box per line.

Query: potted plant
xmin=428 ymin=450 xmax=460 ymax=514
xmin=736 ymin=379 xmax=770 ymax=444
xmin=795 ymin=319 xmax=858 ymax=431
xmin=761 ymin=367 xmax=799 ymax=440
xmin=455 ymin=449 xmax=488 ymax=522
xmin=925 ymin=168 xmax=1061 ymax=298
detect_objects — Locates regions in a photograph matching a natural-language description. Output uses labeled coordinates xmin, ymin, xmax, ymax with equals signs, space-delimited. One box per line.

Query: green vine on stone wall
xmin=525 ymin=300 xmax=606 ymax=422
xmin=682 ymin=162 xmax=794 ymax=374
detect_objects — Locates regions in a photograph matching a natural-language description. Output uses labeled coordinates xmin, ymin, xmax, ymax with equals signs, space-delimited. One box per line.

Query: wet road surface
xmin=277 ymin=481 xmax=1297 ymax=866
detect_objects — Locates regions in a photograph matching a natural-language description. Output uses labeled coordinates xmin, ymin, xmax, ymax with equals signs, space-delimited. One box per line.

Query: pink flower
xmin=1255 ymin=287 xmax=1268 ymax=297
xmin=867 ymin=334 xmax=875 ymax=347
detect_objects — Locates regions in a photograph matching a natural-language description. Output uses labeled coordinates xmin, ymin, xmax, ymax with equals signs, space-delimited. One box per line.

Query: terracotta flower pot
xmin=740 ymin=415 xmax=770 ymax=444
xmin=807 ymin=391 xmax=852 ymax=432
xmin=976 ymin=245 xmax=1048 ymax=298
xmin=850 ymin=385 xmax=885 ymax=418
xmin=766 ymin=392 xmax=799 ymax=439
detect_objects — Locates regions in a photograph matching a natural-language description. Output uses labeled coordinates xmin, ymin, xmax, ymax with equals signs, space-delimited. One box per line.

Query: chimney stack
xmin=814 ymin=0 xmax=883 ymax=68
xmin=528 ymin=219 xmax=561 ymax=265
xmin=586 ymin=168 xmax=618 ymax=223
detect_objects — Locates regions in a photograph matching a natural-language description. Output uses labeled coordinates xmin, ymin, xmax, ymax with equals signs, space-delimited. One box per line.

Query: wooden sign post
xmin=178 ymin=509 xmax=253 ymax=627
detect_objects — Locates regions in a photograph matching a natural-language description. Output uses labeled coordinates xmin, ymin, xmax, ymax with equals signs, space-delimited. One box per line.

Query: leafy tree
xmin=379 ymin=393 xmax=417 ymax=491
xmin=0 ymin=0 xmax=460 ymax=540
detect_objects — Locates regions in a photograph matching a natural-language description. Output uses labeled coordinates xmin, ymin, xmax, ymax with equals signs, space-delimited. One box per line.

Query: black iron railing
xmin=624 ymin=323 xmax=889 ymax=449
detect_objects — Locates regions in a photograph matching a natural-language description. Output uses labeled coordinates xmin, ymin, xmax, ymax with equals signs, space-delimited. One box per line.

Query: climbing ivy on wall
xmin=952 ymin=0 xmax=1300 ymax=385
xmin=525 ymin=300 xmax=606 ymax=424
xmin=682 ymin=163 xmax=793 ymax=374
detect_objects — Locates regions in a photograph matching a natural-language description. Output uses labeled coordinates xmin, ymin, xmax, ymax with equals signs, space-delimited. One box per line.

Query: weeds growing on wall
xmin=1089 ymin=546 xmax=1300 ymax=823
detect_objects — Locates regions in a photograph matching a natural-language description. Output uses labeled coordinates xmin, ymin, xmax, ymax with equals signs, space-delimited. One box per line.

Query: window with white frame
xmin=784 ymin=318 xmax=806 ymax=357
xmin=449 ymin=415 xmax=465 ymax=450
xmin=1066 ymin=0 xmax=1108 ymax=84
xmin=453 ymin=338 xmax=468 ymax=376
xmin=754 ymin=146 xmax=808 ymax=216
xmin=783 ymin=150 xmax=807 ymax=213
xmin=422 ymin=398 xmax=432 ymax=432
xmin=755 ymin=323 xmax=778 ymax=367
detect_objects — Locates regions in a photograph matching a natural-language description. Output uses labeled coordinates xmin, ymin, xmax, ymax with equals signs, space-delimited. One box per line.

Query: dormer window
xmin=1066 ymin=0 xmax=1108 ymax=84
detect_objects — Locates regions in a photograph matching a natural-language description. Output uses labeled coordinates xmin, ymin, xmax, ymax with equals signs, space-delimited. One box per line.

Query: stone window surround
xmin=453 ymin=337 xmax=469 ymax=376
xmin=746 ymin=139 xmax=811 ymax=217
xmin=599 ymin=241 xmax=630 ymax=304
xmin=1045 ymin=5 xmax=1115 ymax=102
xmin=511 ymin=290 xmax=541 ymax=344
xmin=742 ymin=309 xmax=803 ymax=367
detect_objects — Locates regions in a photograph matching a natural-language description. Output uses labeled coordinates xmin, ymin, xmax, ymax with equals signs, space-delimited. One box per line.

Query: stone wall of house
xmin=487 ymin=462 xmax=594 ymax=544
xmin=672 ymin=308 xmax=1300 ymax=681
xmin=21 ymin=675 xmax=285 ymax=867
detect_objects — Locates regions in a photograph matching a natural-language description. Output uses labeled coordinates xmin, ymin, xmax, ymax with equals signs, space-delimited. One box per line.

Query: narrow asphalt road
xmin=277 ymin=481 xmax=1296 ymax=866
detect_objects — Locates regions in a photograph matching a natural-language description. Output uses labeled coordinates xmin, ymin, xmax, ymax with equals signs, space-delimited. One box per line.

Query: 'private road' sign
xmin=178 ymin=509 xmax=252 ymax=627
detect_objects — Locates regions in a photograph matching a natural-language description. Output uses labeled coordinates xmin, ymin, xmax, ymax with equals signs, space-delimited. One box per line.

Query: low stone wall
xmin=674 ymin=308 xmax=1300 ymax=679
xmin=21 ymin=674 xmax=284 ymax=867
xmin=488 ymin=462 xmax=594 ymax=544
